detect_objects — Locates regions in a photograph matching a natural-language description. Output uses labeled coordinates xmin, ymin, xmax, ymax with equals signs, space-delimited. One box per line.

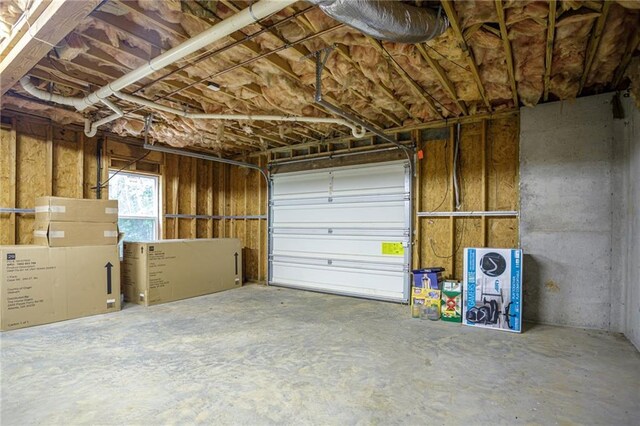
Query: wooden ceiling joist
xmin=216 ymin=0 xmax=397 ymax=129
xmin=367 ymin=37 xmax=443 ymax=119
xmin=440 ymin=0 xmax=491 ymax=109
xmin=333 ymin=43 xmax=416 ymax=120
xmin=579 ymin=1 xmax=611 ymax=94
xmin=612 ymin=24 xmax=640 ymax=89
xmin=89 ymin=13 xmax=329 ymax=141
xmin=543 ymin=0 xmax=557 ymax=102
xmin=0 ymin=0 xmax=102 ymax=95
xmin=415 ymin=44 xmax=468 ymax=115
xmin=495 ymin=0 xmax=519 ymax=107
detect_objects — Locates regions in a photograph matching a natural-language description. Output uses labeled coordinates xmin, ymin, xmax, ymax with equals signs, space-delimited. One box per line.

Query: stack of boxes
xmin=0 ymin=196 xmax=122 ymax=331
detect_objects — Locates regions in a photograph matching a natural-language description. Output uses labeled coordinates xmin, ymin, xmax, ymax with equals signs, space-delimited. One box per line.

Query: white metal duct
xmin=269 ymin=161 xmax=411 ymax=302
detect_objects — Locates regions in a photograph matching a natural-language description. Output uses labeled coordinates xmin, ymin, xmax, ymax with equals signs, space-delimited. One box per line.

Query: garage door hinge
xmin=327 ymin=259 xmax=333 ymax=265
xmin=328 ymin=228 xmax=333 ymax=234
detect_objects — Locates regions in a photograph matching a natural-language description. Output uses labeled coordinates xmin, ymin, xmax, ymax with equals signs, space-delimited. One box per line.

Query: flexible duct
xmin=306 ymin=0 xmax=448 ymax=43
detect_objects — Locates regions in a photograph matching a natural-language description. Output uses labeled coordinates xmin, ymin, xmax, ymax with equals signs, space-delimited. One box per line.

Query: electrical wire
xmin=380 ymin=44 xmax=456 ymax=117
xmin=426 ymin=126 xmax=468 ymax=260
xmin=23 ymin=0 xmax=63 ymax=49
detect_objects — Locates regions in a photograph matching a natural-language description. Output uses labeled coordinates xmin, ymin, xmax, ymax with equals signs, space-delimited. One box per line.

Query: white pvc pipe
xmin=20 ymin=0 xmax=297 ymax=111
xmin=84 ymin=99 xmax=124 ymax=137
xmin=113 ymin=91 xmax=367 ymax=138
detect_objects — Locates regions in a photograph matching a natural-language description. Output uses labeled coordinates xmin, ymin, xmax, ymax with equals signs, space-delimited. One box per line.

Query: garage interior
xmin=0 ymin=0 xmax=639 ymax=423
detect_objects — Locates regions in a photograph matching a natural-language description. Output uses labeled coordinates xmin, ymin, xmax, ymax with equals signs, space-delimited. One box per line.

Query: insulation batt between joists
xmin=3 ymin=0 xmax=640 ymax=154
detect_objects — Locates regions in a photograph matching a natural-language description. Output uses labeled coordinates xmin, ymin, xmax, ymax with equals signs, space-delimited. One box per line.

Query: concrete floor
xmin=1 ymin=285 xmax=639 ymax=425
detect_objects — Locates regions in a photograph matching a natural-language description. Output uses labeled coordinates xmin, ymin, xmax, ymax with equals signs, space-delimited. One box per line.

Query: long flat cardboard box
xmin=0 ymin=245 xmax=121 ymax=331
xmin=35 ymin=196 xmax=118 ymax=223
xmin=34 ymin=221 xmax=118 ymax=247
xmin=123 ymin=238 xmax=242 ymax=306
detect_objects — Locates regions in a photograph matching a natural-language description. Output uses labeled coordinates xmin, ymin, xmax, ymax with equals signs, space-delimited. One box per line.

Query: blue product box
xmin=462 ymin=248 xmax=523 ymax=333
xmin=412 ymin=267 xmax=444 ymax=290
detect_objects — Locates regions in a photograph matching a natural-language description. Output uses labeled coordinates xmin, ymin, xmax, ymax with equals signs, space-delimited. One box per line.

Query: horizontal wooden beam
xmin=0 ymin=0 xmax=102 ymax=95
xmin=259 ymin=109 xmax=519 ymax=157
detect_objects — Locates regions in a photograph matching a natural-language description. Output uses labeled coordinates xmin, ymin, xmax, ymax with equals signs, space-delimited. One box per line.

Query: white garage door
xmin=269 ymin=161 xmax=411 ymax=302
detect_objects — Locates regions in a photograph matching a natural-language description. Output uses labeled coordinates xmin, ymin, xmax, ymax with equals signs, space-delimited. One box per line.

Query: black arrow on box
xmin=234 ymin=252 xmax=238 ymax=275
xmin=105 ymin=262 xmax=113 ymax=294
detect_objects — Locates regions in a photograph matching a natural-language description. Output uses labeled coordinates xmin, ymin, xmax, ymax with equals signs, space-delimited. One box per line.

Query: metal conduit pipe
xmin=143 ymin=142 xmax=272 ymax=281
xmin=20 ymin=0 xmax=297 ymax=111
xmin=143 ymin=142 xmax=269 ymax=184
xmin=113 ymin=91 xmax=367 ymax=138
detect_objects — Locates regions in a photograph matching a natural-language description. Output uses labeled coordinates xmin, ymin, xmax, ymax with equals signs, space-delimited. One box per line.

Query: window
xmin=108 ymin=171 xmax=159 ymax=244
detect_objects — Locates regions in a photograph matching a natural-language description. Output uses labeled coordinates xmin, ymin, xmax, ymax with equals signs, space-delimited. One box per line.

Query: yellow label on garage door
xmin=382 ymin=242 xmax=404 ymax=256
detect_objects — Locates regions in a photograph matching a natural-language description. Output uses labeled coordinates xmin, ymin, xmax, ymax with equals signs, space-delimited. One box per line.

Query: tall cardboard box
xmin=463 ymin=248 xmax=523 ymax=333
xmin=35 ymin=196 xmax=118 ymax=223
xmin=123 ymin=239 xmax=242 ymax=306
xmin=0 ymin=245 xmax=121 ymax=331
xmin=33 ymin=221 xmax=119 ymax=247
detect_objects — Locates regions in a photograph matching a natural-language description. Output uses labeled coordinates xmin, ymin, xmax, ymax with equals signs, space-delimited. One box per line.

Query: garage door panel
xmin=272 ymin=174 xmax=331 ymax=199
xmin=331 ymin=165 xmax=406 ymax=196
xmin=272 ymin=262 xmax=405 ymax=300
xmin=273 ymin=203 xmax=405 ymax=226
xmin=272 ymin=234 xmax=407 ymax=264
xmin=269 ymin=161 xmax=410 ymax=302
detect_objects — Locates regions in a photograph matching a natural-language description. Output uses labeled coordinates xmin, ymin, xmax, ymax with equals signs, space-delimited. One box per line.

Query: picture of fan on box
xmin=463 ymin=248 xmax=523 ymax=333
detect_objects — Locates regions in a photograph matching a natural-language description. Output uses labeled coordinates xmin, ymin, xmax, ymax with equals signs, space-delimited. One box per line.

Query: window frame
xmin=108 ymin=169 xmax=162 ymax=241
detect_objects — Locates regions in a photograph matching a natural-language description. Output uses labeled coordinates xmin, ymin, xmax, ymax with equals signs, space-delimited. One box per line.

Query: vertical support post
xmin=77 ymin=131 xmax=85 ymax=198
xmin=190 ymin=157 xmax=197 ymax=238
xmin=45 ymin=122 xmax=53 ymax=196
xmin=449 ymin=125 xmax=456 ymax=277
xmin=1 ymin=117 xmax=17 ymax=244
xmin=481 ymin=119 xmax=488 ymax=246
xmin=96 ymin=137 xmax=103 ymax=199
xmin=413 ymin=130 xmax=422 ymax=269
xmin=206 ymin=161 xmax=214 ymax=238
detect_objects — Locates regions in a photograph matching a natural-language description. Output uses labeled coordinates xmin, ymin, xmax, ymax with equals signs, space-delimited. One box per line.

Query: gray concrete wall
xmin=520 ymin=94 xmax=619 ymax=330
xmin=616 ymin=96 xmax=640 ymax=349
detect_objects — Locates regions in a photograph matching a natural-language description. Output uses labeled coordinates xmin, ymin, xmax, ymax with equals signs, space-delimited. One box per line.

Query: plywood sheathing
xmin=0 ymin=110 xmax=269 ymax=281
xmin=418 ymin=115 xmax=519 ymax=280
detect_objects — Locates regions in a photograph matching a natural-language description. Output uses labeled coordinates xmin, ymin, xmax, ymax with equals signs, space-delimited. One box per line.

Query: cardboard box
xmin=34 ymin=221 xmax=119 ymax=247
xmin=0 ymin=245 xmax=121 ymax=331
xmin=441 ymin=280 xmax=462 ymax=323
xmin=122 ymin=238 xmax=242 ymax=306
xmin=35 ymin=196 xmax=118 ymax=223
xmin=463 ymin=248 xmax=523 ymax=333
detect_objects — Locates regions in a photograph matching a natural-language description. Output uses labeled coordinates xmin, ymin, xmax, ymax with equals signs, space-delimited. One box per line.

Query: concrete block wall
xmin=520 ymin=93 xmax=639 ymax=348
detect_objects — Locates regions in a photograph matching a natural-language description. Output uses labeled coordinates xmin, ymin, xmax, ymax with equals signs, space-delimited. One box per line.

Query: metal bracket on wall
xmin=417 ymin=211 xmax=519 ymax=217
xmin=0 ymin=208 xmax=35 ymax=214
